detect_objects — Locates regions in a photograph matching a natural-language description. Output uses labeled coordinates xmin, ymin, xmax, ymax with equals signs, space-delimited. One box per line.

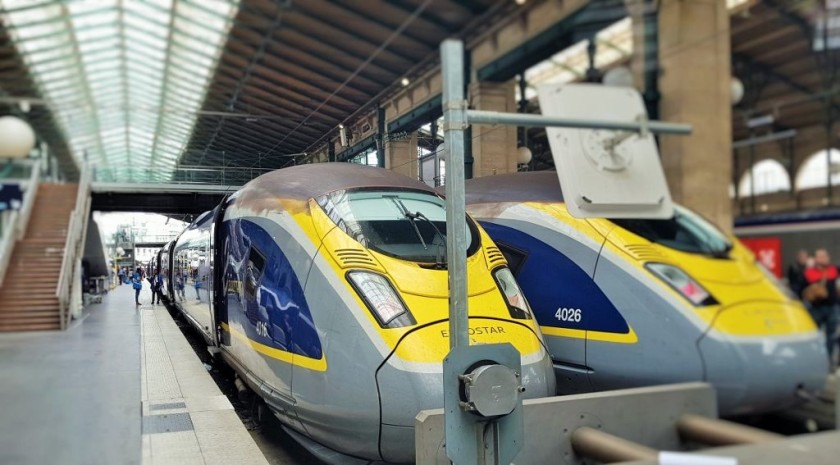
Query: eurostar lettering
xmin=440 ymin=326 xmax=506 ymax=337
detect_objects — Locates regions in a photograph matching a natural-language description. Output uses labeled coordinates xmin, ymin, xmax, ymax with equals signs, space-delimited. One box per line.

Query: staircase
xmin=0 ymin=183 xmax=78 ymax=331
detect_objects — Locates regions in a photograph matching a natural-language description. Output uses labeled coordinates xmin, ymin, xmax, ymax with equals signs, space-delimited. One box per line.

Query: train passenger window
xmin=245 ymin=247 xmax=266 ymax=299
xmin=317 ymin=189 xmax=480 ymax=264
xmin=611 ymin=206 xmax=732 ymax=258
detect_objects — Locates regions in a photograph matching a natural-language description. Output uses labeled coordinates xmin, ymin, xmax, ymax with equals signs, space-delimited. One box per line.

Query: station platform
xmin=0 ymin=285 xmax=269 ymax=465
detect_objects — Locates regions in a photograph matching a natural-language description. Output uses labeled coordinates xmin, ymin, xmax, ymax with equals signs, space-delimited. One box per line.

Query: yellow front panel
xmin=545 ymin=203 xmax=816 ymax=337
xmin=307 ymin=201 xmax=544 ymax=361
xmin=394 ymin=316 xmax=544 ymax=363
xmin=711 ymin=300 xmax=816 ymax=336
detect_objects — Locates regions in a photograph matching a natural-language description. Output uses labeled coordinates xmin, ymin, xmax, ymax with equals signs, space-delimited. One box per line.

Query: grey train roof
xmin=463 ymin=171 xmax=565 ymax=205
xmin=238 ymin=163 xmax=438 ymax=200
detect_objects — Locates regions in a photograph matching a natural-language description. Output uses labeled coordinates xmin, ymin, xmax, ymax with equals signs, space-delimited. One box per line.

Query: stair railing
xmin=56 ymin=162 xmax=92 ymax=330
xmin=0 ymin=160 xmax=42 ymax=286
xmin=15 ymin=159 xmax=42 ymax=241
xmin=0 ymin=210 xmax=20 ymax=287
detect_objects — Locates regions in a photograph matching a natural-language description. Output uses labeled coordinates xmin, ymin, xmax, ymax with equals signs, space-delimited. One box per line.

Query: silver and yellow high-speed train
xmin=160 ymin=164 xmax=554 ymax=463
xmin=463 ymin=171 xmax=827 ymax=416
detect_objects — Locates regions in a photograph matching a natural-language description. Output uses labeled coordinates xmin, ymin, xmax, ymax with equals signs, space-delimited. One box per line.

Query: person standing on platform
xmin=117 ymin=267 xmax=125 ymax=286
xmin=150 ymin=268 xmax=163 ymax=305
xmin=803 ymin=249 xmax=840 ymax=362
xmin=787 ymin=249 xmax=809 ymax=301
xmin=132 ymin=267 xmax=143 ymax=307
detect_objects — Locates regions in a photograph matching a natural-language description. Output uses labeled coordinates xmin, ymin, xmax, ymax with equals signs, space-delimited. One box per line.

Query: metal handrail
xmin=0 ymin=210 xmax=20 ymax=287
xmin=16 ymin=159 xmax=41 ymax=240
xmin=56 ymin=163 xmax=92 ymax=330
xmin=0 ymin=160 xmax=42 ymax=286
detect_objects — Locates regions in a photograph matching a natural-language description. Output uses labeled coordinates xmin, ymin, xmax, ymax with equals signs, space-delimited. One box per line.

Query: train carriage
xmin=168 ymin=164 xmax=555 ymax=463
xmin=463 ymin=171 xmax=827 ymax=416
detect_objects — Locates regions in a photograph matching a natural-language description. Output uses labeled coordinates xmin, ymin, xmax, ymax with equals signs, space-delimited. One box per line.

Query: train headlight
xmin=645 ymin=263 xmax=719 ymax=306
xmin=493 ymin=267 xmax=532 ymax=319
xmin=347 ymin=271 xmax=416 ymax=328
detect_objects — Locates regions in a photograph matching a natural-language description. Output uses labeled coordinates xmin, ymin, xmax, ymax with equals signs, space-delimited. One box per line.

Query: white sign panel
xmin=659 ymin=451 xmax=738 ymax=465
xmin=537 ymin=83 xmax=674 ymax=219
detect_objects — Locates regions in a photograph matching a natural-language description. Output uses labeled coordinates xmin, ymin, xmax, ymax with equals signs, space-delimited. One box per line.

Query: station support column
xmin=384 ymin=132 xmax=419 ymax=179
xmin=631 ymin=0 xmax=733 ymax=232
xmin=469 ymin=81 xmax=519 ymax=178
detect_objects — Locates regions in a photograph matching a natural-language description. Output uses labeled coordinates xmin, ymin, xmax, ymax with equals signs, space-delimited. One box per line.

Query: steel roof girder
xmin=211 ymin=64 xmax=356 ymax=117
xmin=220 ymin=39 xmax=373 ymax=103
xmin=201 ymin=88 xmax=334 ymax=135
xmin=301 ymin=0 xmax=432 ymax=56
xmin=323 ymin=0 xmax=443 ymax=47
xmin=231 ymin=6 xmax=399 ymax=83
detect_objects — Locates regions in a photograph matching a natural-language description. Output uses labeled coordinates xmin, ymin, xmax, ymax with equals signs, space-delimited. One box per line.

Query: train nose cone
xmin=697 ymin=302 xmax=828 ymax=416
xmin=374 ymin=319 xmax=554 ymax=463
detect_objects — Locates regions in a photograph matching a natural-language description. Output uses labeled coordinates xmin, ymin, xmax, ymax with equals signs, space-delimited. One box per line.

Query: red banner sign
xmin=739 ymin=237 xmax=782 ymax=277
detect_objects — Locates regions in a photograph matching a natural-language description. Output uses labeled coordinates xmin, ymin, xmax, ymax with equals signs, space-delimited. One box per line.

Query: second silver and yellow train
xmin=463 ymin=171 xmax=827 ymax=416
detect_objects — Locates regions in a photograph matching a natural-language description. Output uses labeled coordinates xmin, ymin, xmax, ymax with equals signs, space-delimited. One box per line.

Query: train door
xmin=160 ymin=243 xmax=172 ymax=301
xmin=173 ymin=215 xmax=216 ymax=345
xmin=173 ymin=247 xmax=188 ymax=307
xmin=198 ymin=233 xmax=215 ymax=344
xmin=218 ymin=217 xmax=294 ymax=401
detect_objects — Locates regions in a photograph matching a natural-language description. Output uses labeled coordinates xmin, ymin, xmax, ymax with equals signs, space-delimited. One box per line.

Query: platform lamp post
xmin=0 ymin=115 xmax=36 ymax=238
xmin=0 ymin=115 xmax=36 ymax=179
xmin=0 ymin=115 xmax=35 ymax=158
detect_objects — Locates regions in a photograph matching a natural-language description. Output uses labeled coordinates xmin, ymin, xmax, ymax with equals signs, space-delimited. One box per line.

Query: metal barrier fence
xmin=57 ymin=162 xmax=92 ymax=329
xmin=92 ymin=165 xmax=275 ymax=187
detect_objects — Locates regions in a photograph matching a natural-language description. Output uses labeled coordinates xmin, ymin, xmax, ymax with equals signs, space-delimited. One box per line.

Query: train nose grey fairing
xmin=374 ymin=319 xmax=555 ymax=463
xmin=697 ymin=315 xmax=828 ymax=416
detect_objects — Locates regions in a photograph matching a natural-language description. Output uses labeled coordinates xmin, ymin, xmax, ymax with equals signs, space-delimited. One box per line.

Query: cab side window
xmin=244 ymin=246 xmax=266 ymax=300
xmin=497 ymin=243 xmax=528 ymax=275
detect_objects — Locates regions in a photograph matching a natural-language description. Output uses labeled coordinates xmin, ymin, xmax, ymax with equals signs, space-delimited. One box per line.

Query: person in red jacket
xmin=804 ymin=248 xmax=839 ymax=362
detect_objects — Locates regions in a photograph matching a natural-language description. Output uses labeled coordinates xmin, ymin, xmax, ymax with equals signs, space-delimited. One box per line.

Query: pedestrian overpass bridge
xmin=89 ymin=165 xmax=268 ymax=214
xmin=91 ymin=181 xmax=237 ymax=214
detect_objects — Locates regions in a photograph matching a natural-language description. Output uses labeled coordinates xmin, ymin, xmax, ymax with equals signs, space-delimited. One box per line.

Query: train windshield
xmin=316 ymin=189 xmax=478 ymax=265
xmin=611 ymin=206 xmax=732 ymax=257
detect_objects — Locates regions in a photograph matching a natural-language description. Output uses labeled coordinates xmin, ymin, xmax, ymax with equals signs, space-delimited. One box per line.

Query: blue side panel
xmin=222 ymin=218 xmax=322 ymax=360
xmin=480 ymin=222 xmax=629 ymax=334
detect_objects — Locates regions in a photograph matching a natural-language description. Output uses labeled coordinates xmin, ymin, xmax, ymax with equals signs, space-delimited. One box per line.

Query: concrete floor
xmin=0 ymin=286 xmax=141 ymax=465
xmin=0 ymin=285 xmax=271 ymax=465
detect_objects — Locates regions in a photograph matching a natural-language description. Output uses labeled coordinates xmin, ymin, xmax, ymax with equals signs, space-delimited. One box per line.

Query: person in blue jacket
xmin=132 ymin=267 xmax=143 ymax=306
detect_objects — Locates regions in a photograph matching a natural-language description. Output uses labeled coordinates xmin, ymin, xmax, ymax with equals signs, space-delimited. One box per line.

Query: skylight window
xmin=522 ymin=1 xmax=758 ymax=99
xmin=814 ymin=0 xmax=840 ymax=50
xmin=0 ymin=0 xmax=240 ymax=176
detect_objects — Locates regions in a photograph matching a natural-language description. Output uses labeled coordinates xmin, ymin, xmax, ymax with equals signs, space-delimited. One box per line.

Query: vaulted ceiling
xmin=0 ymin=0 xmax=508 ymax=182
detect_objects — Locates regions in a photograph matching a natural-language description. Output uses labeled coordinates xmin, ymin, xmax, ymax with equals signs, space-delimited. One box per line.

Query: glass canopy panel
xmin=0 ymin=0 xmax=240 ymax=179
xmin=523 ymin=2 xmax=755 ymax=100
xmin=27 ymin=46 xmax=73 ymax=64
